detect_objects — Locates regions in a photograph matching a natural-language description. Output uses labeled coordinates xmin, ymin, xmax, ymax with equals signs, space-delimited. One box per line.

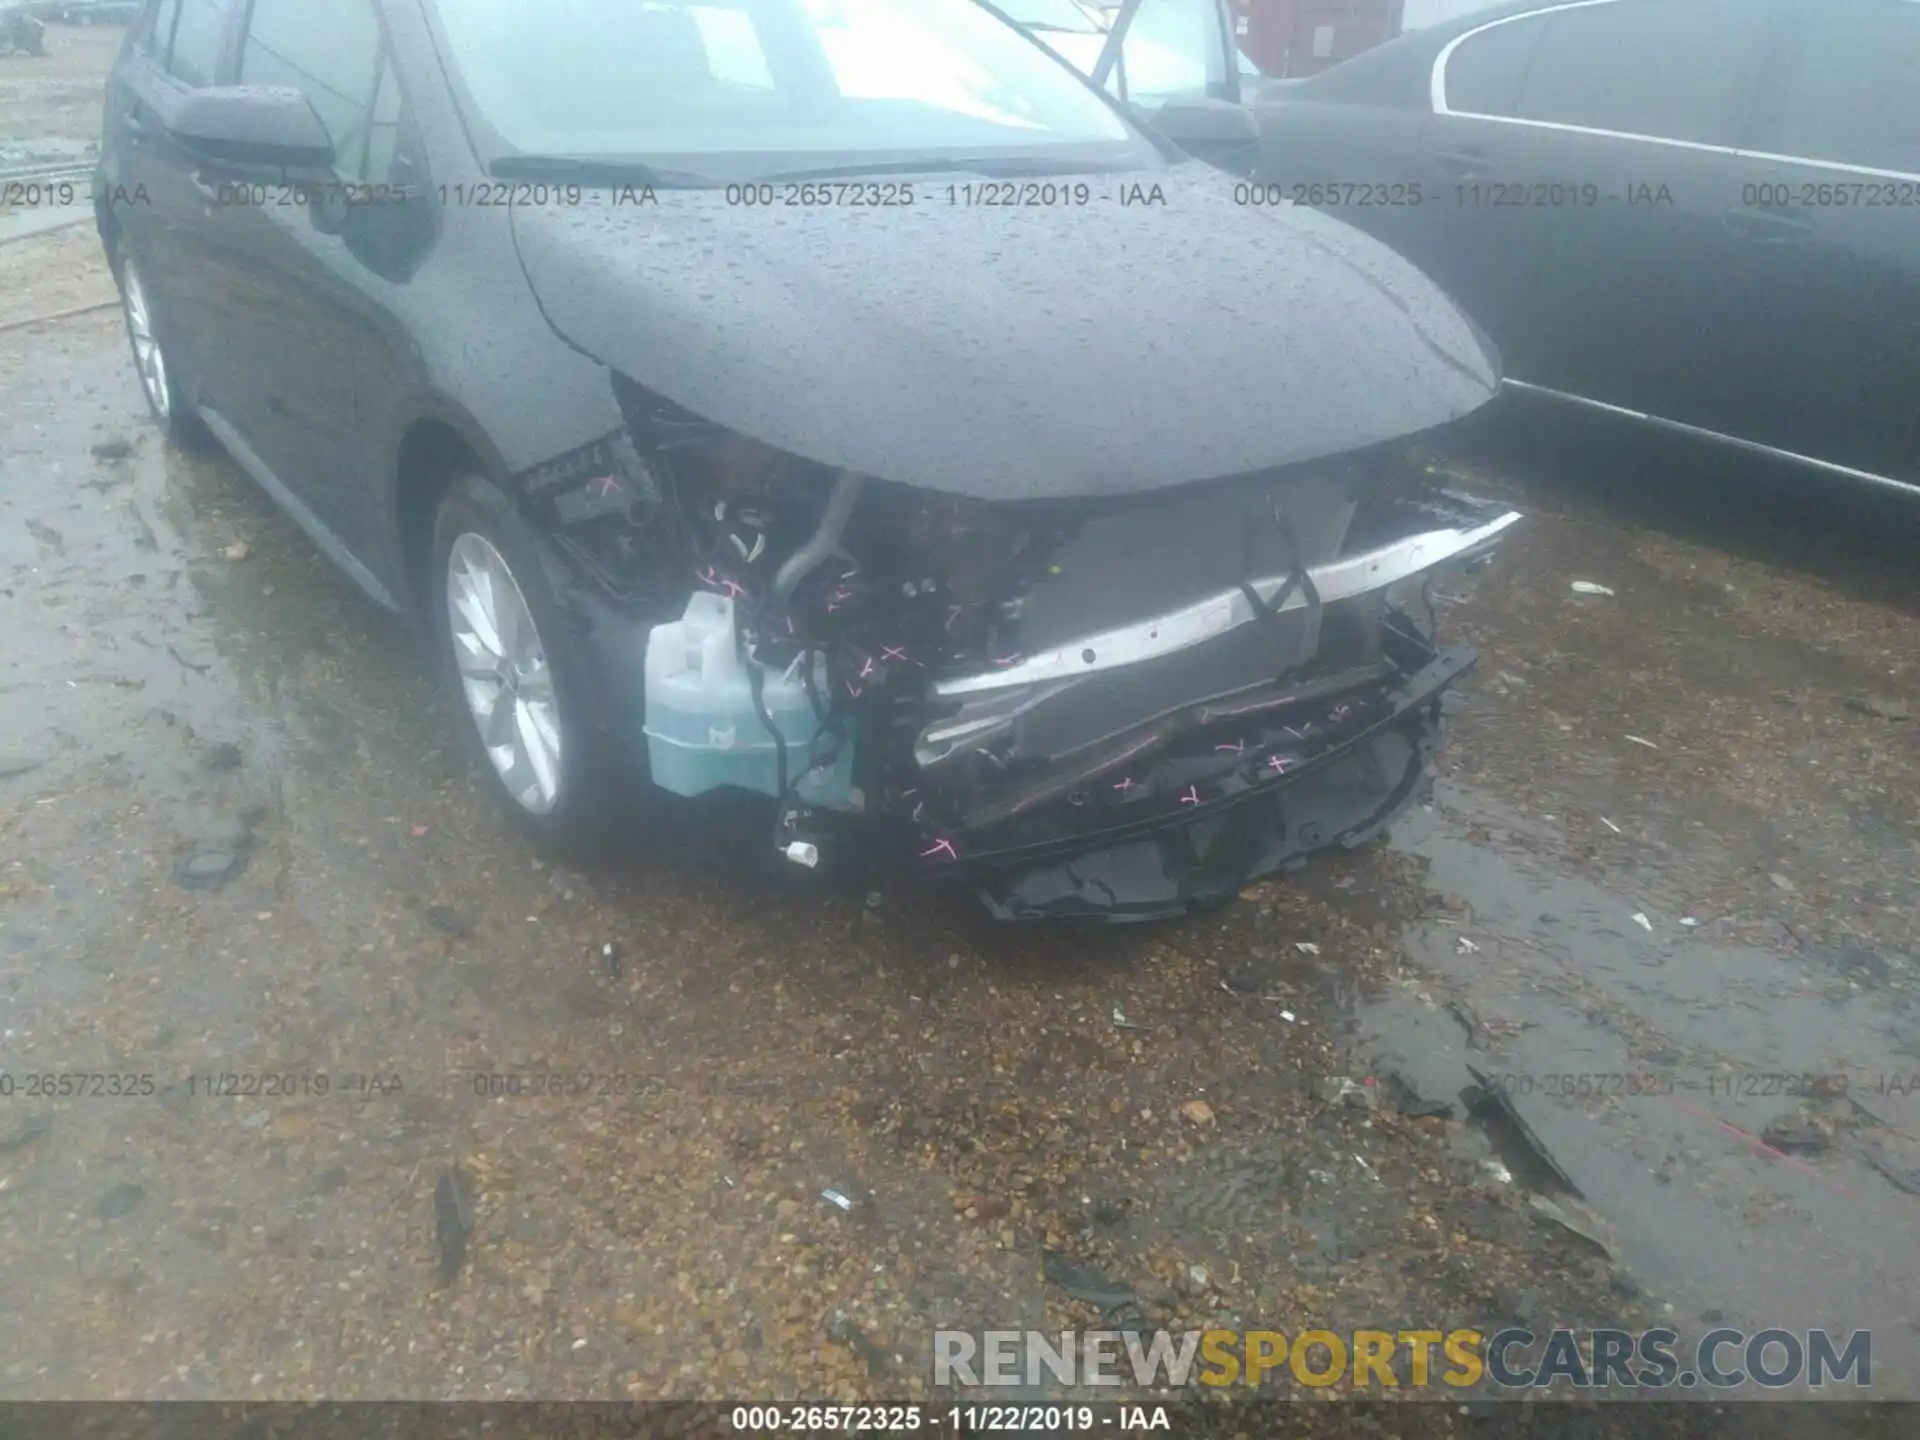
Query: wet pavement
xmin=3 ymin=31 xmax=1918 ymax=1423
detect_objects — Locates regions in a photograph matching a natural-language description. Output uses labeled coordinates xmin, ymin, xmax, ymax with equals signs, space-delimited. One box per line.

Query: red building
xmin=1233 ymin=0 xmax=1406 ymax=78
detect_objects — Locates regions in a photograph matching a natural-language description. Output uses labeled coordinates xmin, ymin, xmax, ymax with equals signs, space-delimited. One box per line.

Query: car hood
xmin=512 ymin=164 xmax=1498 ymax=500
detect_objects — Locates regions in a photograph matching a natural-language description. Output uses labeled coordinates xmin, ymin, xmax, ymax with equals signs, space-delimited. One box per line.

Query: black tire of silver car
xmin=112 ymin=240 xmax=212 ymax=450
xmin=430 ymin=475 xmax=625 ymax=858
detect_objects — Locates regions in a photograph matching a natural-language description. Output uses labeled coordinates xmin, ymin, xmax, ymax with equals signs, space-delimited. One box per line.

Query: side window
xmin=1109 ymin=0 xmax=1226 ymax=105
xmin=239 ymin=0 xmax=384 ymax=176
xmin=143 ymin=0 xmax=182 ymax=62
xmin=364 ymin=55 xmax=404 ymax=184
xmin=166 ymin=0 xmax=229 ymax=87
xmin=1440 ymin=15 xmax=1548 ymax=118
xmin=1513 ymin=0 xmax=1753 ymax=145
xmin=1745 ymin=4 xmax=1920 ymax=174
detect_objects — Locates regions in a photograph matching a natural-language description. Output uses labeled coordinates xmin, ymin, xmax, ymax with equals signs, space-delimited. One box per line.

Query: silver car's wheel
xmin=121 ymin=258 xmax=172 ymax=422
xmin=446 ymin=531 xmax=564 ymax=815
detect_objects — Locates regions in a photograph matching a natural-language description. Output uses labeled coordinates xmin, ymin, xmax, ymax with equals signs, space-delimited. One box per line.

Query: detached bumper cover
xmin=961 ymin=617 xmax=1470 ymax=922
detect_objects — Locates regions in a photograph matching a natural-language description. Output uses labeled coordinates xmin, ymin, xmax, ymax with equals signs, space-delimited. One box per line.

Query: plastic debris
xmin=1178 ymin=1099 xmax=1216 ymax=1127
xmin=600 ymin=941 xmax=622 ymax=977
xmin=1465 ymin=1064 xmax=1584 ymax=1199
xmin=1293 ymin=941 xmax=1321 ymax=956
xmin=1318 ymin=1076 xmax=1378 ymax=1111
xmin=174 ymin=847 xmax=247 ymax=890
xmin=1456 ymin=935 xmax=1480 ymax=954
xmin=1600 ymin=816 xmax=1622 ymax=834
xmin=1624 ymin=735 xmax=1659 ymax=749
xmin=1680 ymin=917 xmax=1700 ymax=927
xmin=1569 ymin=581 xmax=1615 ymax=596
xmin=1528 ymin=1193 xmax=1619 ymax=1262
xmin=1633 ymin=912 xmax=1653 ymax=931
xmin=820 ymin=1187 xmax=855 ymax=1212
xmin=434 ymin=1166 xmax=475 ymax=1283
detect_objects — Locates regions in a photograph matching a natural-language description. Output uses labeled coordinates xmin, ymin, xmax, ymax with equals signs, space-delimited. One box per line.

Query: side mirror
xmin=166 ymin=85 xmax=336 ymax=174
xmin=1144 ymin=93 xmax=1260 ymax=146
xmin=1139 ymin=94 xmax=1260 ymax=175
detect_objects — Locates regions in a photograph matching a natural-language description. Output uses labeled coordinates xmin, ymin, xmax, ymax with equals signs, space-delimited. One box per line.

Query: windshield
xmin=427 ymin=0 xmax=1143 ymax=166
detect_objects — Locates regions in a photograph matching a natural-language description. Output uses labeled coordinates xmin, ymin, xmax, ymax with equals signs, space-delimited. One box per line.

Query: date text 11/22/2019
xmin=727 ymin=1405 xmax=1170 ymax=1433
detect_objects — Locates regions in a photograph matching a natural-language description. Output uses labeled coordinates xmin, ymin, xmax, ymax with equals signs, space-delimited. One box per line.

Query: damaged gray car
xmin=94 ymin=0 xmax=1518 ymax=921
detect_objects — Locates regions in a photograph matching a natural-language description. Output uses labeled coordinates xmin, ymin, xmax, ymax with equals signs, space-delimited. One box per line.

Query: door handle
xmin=1723 ymin=208 xmax=1815 ymax=243
xmin=1435 ymin=147 xmax=1492 ymax=176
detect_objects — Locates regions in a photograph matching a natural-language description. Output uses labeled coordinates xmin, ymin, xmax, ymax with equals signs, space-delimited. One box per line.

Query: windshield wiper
xmin=750 ymin=155 xmax=1138 ymax=184
xmin=488 ymin=154 xmax=720 ymax=188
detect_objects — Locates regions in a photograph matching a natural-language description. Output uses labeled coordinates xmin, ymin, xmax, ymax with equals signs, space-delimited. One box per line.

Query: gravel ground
xmin=0 ymin=27 xmax=1915 ymax=1437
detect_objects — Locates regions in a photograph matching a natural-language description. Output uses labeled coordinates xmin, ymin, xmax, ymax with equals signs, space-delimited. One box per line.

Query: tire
xmin=429 ymin=474 xmax=628 ymax=859
xmin=112 ymin=239 xmax=214 ymax=451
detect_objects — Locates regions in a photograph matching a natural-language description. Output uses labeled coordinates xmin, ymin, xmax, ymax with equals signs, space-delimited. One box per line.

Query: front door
xmin=189 ymin=0 xmax=408 ymax=558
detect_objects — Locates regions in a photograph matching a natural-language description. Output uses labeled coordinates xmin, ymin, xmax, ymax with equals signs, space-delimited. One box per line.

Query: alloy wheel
xmin=446 ymin=532 xmax=564 ymax=815
xmin=120 ymin=257 xmax=170 ymax=421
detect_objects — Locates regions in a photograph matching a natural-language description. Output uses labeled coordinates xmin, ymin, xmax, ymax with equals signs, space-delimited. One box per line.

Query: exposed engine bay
xmin=514 ymin=375 xmax=1520 ymax=923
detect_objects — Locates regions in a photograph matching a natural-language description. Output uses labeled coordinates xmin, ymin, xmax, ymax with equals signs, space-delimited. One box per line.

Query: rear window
xmin=1744 ymin=2 xmax=1920 ymax=174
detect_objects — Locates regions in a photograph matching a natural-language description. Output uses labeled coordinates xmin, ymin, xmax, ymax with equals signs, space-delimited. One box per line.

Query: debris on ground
xmin=1843 ymin=694 xmax=1913 ymax=722
xmin=1569 ymin=581 xmax=1615 ymax=596
xmin=89 ymin=438 xmax=132 ymax=460
xmin=1465 ymin=1064 xmax=1584 ymax=1198
xmin=434 ymin=1166 xmax=474 ymax=1283
xmin=1633 ymin=912 xmax=1653 ymax=931
xmin=600 ymin=940 xmax=622 ymax=976
xmin=1042 ymin=1251 xmax=1138 ymax=1309
xmin=1527 ymin=1193 xmax=1620 ymax=1263
xmin=96 ymin=1181 xmax=145 ymax=1220
xmin=1316 ymin=1076 xmax=1378 ymax=1111
xmin=0 ymin=755 xmax=44 ymax=780
xmin=173 ymin=846 xmax=247 ymax=890
xmin=222 ymin=542 xmax=251 ymax=561
xmin=825 ymin=1310 xmax=891 ymax=1378
xmin=1384 ymin=1071 xmax=1454 ymax=1120
xmin=1760 ymin=1113 xmax=1834 ymax=1155
xmin=1624 ymin=735 xmax=1659 ymax=748
xmin=0 ymin=1113 xmax=51 ymax=1152
xmin=424 ymin=904 xmax=475 ymax=938
xmin=1178 ymin=1099 xmax=1216 ymax=1127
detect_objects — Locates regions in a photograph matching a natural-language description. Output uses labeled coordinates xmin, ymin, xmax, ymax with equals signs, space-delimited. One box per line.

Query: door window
xmin=142 ymin=0 xmax=181 ymax=60
xmin=1512 ymin=0 xmax=1755 ymax=145
xmin=1744 ymin=2 xmax=1920 ymax=175
xmin=240 ymin=0 xmax=385 ymax=173
xmin=166 ymin=0 xmax=229 ymax=86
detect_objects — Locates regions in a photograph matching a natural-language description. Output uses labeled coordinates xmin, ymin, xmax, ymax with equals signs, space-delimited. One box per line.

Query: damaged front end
xmin=533 ymin=377 xmax=1518 ymax=923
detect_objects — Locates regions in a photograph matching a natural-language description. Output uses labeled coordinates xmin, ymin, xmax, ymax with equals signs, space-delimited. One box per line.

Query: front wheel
xmin=113 ymin=242 xmax=212 ymax=450
xmin=429 ymin=475 xmax=627 ymax=858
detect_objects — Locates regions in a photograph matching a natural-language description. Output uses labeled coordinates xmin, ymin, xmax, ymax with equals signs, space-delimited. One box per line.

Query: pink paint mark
xmin=912 ymin=802 xmax=924 ymax=821
xmin=588 ymin=474 xmax=620 ymax=497
xmin=1268 ymin=754 xmax=1292 ymax=774
xmin=1215 ymin=739 xmax=1245 ymax=755
xmin=785 ymin=616 xmax=795 ymax=635
xmin=696 ymin=566 xmax=747 ymax=601
xmin=944 ymin=605 xmax=966 ymax=634
xmin=1180 ymin=785 xmax=1201 ymax=807
xmin=990 ymin=654 xmax=1024 ymax=668
xmin=858 ymin=656 xmax=876 ymax=680
xmin=1068 ymin=792 xmax=1088 ymax=807
xmin=846 ymin=681 xmax=863 ymax=699
xmin=1328 ymin=703 xmax=1353 ymax=722
xmin=880 ymin=645 xmax=910 ymax=664
xmin=921 ymin=838 xmax=957 ymax=861
xmin=1282 ymin=725 xmax=1306 ymax=741
xmin=1112 ymin=776 xmax=1136 ymax=794
xmin=1669 ymin=1098 xmax=1861 ymax=1200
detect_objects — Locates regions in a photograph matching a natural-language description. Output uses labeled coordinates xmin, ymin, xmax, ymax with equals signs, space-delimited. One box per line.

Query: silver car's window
xmin=428 ymin=0 xmax=1137 ymax=157
xmin=1746 ymin=2 xmax=1920 ymax=175
xmin=1440 ymin=12 xmax=1547 ymax=117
